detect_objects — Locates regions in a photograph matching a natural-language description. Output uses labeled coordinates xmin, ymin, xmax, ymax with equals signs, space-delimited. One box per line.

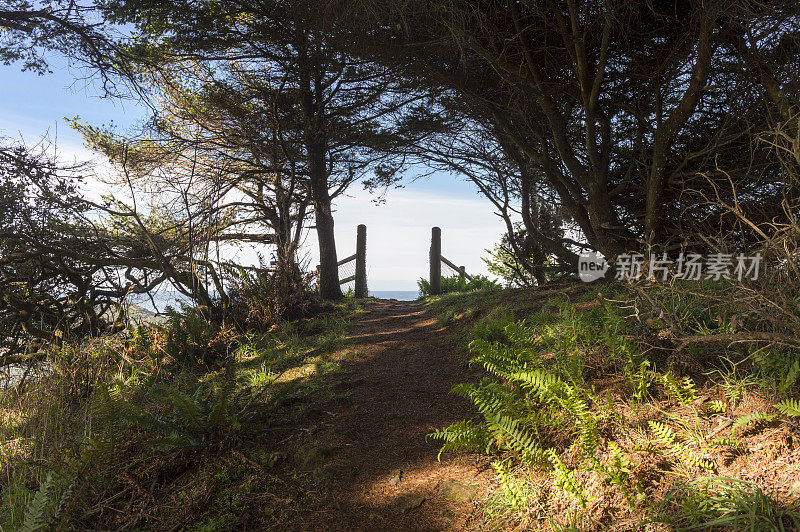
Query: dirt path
xmin=289 ymin=298 xmax=492 ymax=531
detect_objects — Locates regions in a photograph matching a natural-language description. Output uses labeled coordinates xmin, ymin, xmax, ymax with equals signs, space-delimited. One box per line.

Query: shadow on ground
xmin=266 ymin=299 xmax=495 ymax=531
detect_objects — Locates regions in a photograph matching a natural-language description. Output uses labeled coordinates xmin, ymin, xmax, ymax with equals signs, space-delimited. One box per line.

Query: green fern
xmin=485 ymin=412 xmax=548 ymax=463
xmin=776 ymin=398 xmax=800 ymax=417
xmin=625 ymin=358 xmax=654 ymax=403
xmin=662 ymin=372 xmax=698 ymax=406
xmin=781 ymin=359 xmax=800 ymax=394
xmin=490 ymin=461 xmax=534 ymax=513
xmin=709 ymin=437 xmax=743 ymax=452
xmin=119 ymin=382 xmax=266 ymax=451
xmin=649 ymin=421 xmax=677 ymax=446
xmin=429 ymin=420 xmax=493 ymax=460
xmin=649 ymin=420 xmax=715 ymax=472
xmin=731 ymin=411 xmax=778 ymax=433
xmin=547 ymin=449 xmax=590 ymax=507
xmin=432 ymin=303 xmax=647 ymax=508
xmin=676 ymin=444 xmax=716 ymax=472
xmin=706 ymin=400 xmax=727 ymax=414
xmin=21 ymin=473 xmax=55 ymax=532
xmin=583 ymin=442 xmax=636 ymax=506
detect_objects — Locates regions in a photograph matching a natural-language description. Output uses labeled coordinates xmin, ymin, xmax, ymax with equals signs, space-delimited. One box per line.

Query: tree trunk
xmin=308 ymin=144 xmax=342 ymax=300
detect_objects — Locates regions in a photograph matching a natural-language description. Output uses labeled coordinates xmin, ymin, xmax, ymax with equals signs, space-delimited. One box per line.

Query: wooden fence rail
xmin=316 ymin=224 xmax=368 ymax=298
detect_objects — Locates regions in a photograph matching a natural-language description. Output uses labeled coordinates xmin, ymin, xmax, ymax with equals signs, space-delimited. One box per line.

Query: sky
xmin=0 ymin=58 xmax=508 ymax=291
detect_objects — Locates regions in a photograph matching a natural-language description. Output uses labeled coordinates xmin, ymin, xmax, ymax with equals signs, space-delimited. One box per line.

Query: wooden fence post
xmin=430 ymin=226 xmax=442 ymax=295
xmin=355 ymin=224 xmax=367 ymax=298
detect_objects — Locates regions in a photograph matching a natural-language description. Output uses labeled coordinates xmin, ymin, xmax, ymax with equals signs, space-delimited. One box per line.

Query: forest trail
xmin=289 ymin=298 xmax=492 ymax=531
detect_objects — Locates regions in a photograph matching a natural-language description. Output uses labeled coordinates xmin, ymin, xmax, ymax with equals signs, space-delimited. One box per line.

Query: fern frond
xmin=707 ymin=400 xmax=727 ymax=414
xmin=485 ymin=412 xmax=547 ymax=463
xmin=491 ymin=461 xmax=531 ymax=512
xmin=709 ymin=437 xmax=742 ymax=452
xmin=732 ymin=411 xmax=778 ymax=433
xmin=776 ymin=399 xmax=800 ymax=417
xmin=677 ymin=445 xmax=715 ymax=472
xmin=428 ymin=420 xmax=493 ymax=460
xmin=21 ymin=473 xmax=55 ymax=532
xmin=661 ymin=372 xmax=698 ymax=405
xmin=649 ymin=421 xmax=676 ymax=445
xmin=546 ymin=449 xmax=590 ymax=507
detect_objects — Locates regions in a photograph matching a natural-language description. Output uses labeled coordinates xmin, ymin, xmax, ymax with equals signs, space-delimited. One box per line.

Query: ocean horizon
xmin=369 ymin=290 xmax=420 ymax=301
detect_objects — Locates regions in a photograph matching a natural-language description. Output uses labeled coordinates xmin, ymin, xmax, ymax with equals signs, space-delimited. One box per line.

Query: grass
xmin=0 ymin=298 xmax=362 ymax=530
xmin=653 ymin=477 xmax=800 ymax=531
xmin=424 ymin=282 xmax=800 ymax=530
xmin=4 ymin=279 xmax=800 ymax=530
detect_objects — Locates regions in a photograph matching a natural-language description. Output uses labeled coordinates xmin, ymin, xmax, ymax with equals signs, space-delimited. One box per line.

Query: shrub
xmin=148 ymin=304 xmax=238 ymax=368
xmin=418 ymin=274 xmax=501 ymax=297
xmin=110 ymin=379 xmax=272 ymax=451
xmin=225 ymin=260 xmax=315 ymax=331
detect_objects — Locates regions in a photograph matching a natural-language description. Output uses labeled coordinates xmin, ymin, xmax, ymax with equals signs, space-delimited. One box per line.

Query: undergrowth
xmin=428 ymin=284 xmax=800 ymax=530
xmin=0 ymin=285 xmax=360 ymax=530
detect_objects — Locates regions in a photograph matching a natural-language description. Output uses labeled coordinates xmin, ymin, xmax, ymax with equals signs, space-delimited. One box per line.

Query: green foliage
xmin=753 ymin=349 xmax=800 ymax=395
xmin=625 ymin=358 xmax=655 ymax=403
xmin=20 ymin=473 xmax=55 ymax=532
xmin=431 ymin=288 xmax=800 ymax=526
xmin=547 ymin=449 xmax=590 ymax=507
xmin=418 ymin=274 xmax=501 ymax=297
xmin=775 ymin=399 xmax=800 ymax=418
xmin=708 ymin=369 xmax=759 ymax=407
xmin=487 ymin=461 xmax=537 ymax=516
xmin=483 ymin=223 xmax=570 ymax=288
xmin=662 ymin=372 xmax=699 ymax=406
xmin=432 ymin=297 xmax=649 ymax=508
xmin=634 ymin=281 xmax=800 ymax=398
xmin=603 ymin=443 xmax=634 ymax=503
xmin=483 ymin=239 xmax=532 ymax=288
xmin=707 ymin=399 xmax=727 ymax=414
xmin=428 ymin=419 xmax=493 ymax=459
xmin=1 ymin=267 xmax=358 ymax=530
xmin=732 ymin=412 xmax=779 ymax=434
xmin=116 ymin=381 xmax=271 ymax=451
xmin=648 ymin=420 xmax=716 ymax=472
xmin=654 ymin=477 xmax=800 ymax=531
xmin=471 ymin=306 xmax=516 ymax=343
xmin=155 ymin=304 xmax=230 ymax=367
xmin=226 ymin=263 xmax=315 ymax=330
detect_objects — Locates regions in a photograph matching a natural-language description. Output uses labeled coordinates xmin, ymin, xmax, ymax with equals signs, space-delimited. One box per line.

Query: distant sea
xmin=127 ymin=290 xmax=192 ymax=314
xmin=369 ymin=290 xmax=420 ymax=301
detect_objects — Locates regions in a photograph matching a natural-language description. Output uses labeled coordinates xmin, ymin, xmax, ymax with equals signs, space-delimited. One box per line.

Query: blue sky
xmin=0 ymin=58 xmax=508 ymax=291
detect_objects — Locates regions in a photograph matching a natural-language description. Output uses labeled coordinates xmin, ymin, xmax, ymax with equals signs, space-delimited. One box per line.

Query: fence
xmin=428 ymin=226 xmax=472 ymax=295
xmin=314 ymin=224 xmax=469 ymax=298
xmin=317 ymin=224 xmax=368 ymax=298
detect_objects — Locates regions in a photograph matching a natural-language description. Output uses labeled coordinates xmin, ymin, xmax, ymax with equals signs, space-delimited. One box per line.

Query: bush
xmin=147 ymin=305 xmax=238 ymax=368
xmin=109 ymin=379 xmax=272 ymax=452
xmin=418 ymin=274 xmax=501 ymax=297
xmin=225 ymin=261 xmax=315 ymax=331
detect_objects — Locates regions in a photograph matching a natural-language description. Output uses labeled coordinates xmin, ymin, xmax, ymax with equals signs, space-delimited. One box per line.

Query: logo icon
xmin=578 ymin=252 xmax=609 ymax=282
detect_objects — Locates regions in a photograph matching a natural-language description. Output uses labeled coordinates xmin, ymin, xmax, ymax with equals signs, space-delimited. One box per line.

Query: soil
xmin=276 ymin=298 xmax=492 ymax=531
